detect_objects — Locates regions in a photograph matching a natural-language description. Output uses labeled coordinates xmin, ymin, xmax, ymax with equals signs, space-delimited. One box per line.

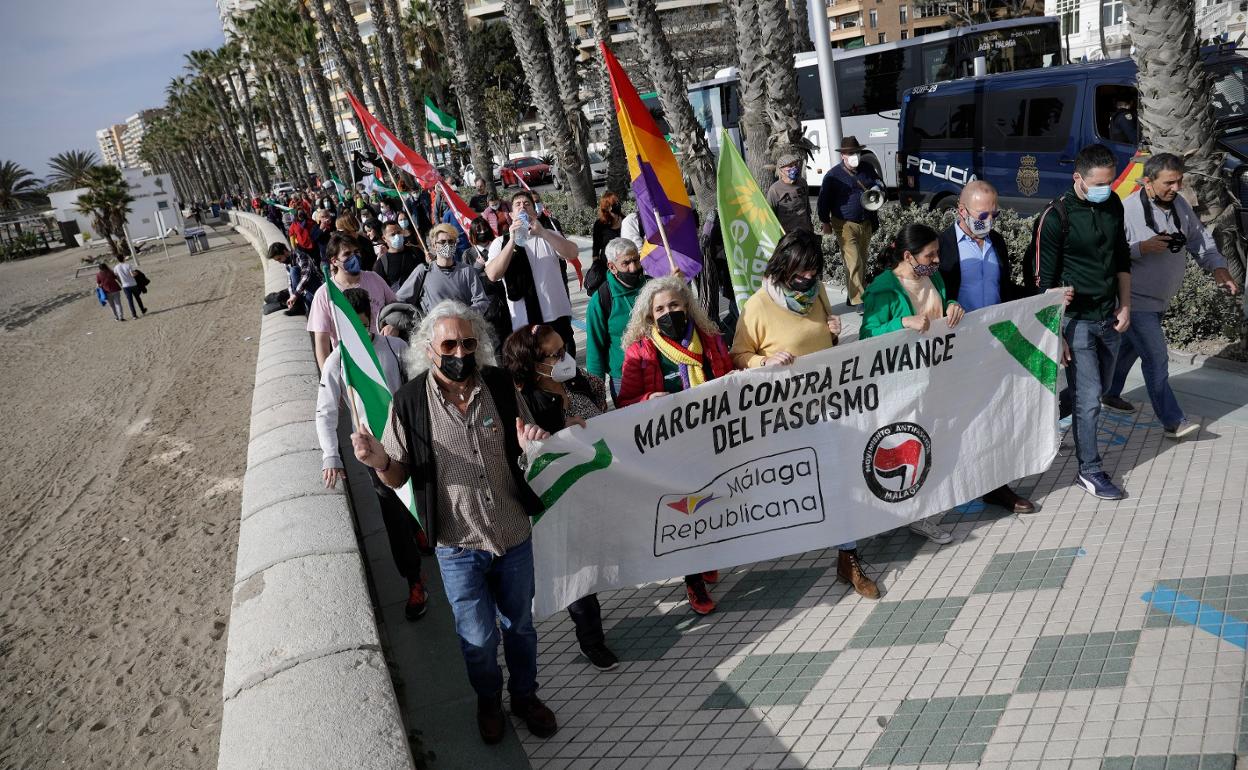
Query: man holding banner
xmin=351 ymin=301 xmax=559 ymax=745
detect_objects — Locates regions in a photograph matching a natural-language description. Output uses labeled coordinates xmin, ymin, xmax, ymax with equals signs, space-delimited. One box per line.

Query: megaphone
xmin=862 ymin=188 xmax=884 ymax=212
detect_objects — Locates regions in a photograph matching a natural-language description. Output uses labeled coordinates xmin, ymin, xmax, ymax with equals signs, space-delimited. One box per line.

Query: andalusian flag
xmin=601 ymin=42 xmax=702 ymax=280
xmin=323 ymin=267 xmax=421 ymax=526
xmin=425 ymin=97 xmax=458 ymax=140
xmin=329 ymin=174 xmax=349 ymax=203
xmin=716 ymin=130 xmax=784 ymax=307
xmin=262 ymin=198 xmax=293 ymax=212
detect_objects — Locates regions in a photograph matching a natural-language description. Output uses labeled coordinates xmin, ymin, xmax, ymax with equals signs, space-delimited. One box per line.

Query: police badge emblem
xmin=1016 ymin=155 xmax=1040 ymax=197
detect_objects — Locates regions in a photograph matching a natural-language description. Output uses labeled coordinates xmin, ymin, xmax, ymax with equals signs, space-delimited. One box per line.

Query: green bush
xmin=1162 ymin=262 xmax=1243 ymax=349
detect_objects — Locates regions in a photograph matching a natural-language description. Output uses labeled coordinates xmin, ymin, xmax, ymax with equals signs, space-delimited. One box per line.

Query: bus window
xmin=837 ymin=49 xmax=914 ymax=116
xmin=797 ymin=66 xmax=824 ymax=119
xmin=958 ymin=23 xmax=1062 ymax=74
xmin=983 ymin=87 xmax=1075 ymax=152
xmin=687 ymin=87 xmax=718 ymax=138
xmin=921 ymin=41 xmax=955 ymax=83
xmin=724 ymin=82 xmax=742 ymax=129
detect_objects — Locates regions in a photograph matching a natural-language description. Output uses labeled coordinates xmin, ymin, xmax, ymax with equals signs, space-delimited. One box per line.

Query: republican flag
xmin=600 ymin=43 xmax=701 ymax=280
xmin=347 ymin=92 xmax=439 ymax=190
xmin=322 ymin=266 xmax=421 ymax=526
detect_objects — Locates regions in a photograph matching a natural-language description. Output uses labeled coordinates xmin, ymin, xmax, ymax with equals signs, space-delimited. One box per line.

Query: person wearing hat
xmin=378 ymin=301 xmax=420 ymax=342
xmin=765 ymin=151 xmax=812 ymax=235
xmin=817 ymin=136 xmax=883 ymax=307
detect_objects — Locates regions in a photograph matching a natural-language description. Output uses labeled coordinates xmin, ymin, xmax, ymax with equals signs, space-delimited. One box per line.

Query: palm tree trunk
xmin=727 ymin=0 xmax=772 ymax=188
xmin=227 ymin=67 xmax=271 ymax=191
xmin=306 ymin=0 xmax=369 ymax=141
xmin=273 ymin=72 xmax=313 ymax=181
xmin=789 ymin=0 xmax=812 ymax=52
xmin=591 ymin=0 xmax=629 ymax=199
xmin=1127 ymin=0 xmax=1244 ymax=284
xmin=433 ymin=0 xmax=499 ymax=195
xmin=205 ymin=81 xmax=258 ymax=192
xmin=331 ymin=0 xmax=391 ymax=127
xmin=758 ymin=0 xmax=806 ymax=165
xmin=504 ymin=0 xmax=597 ymax=209
xmin=384 ymin=0 xmax=427 ymax=154
xmin=287 ymin=70 xmax=332 ymax=183
xmin=305 ymin=65 xmax=348 ymax=184
xmin=620 ymin=0 xmax=717 ymax=213
xmin=263 ymin=87 xmax=300 ymax=184
xmin=367 ymin=0 xmax=409 ymax=145
xmin=537 ymin=0 xmax=594 ymax=196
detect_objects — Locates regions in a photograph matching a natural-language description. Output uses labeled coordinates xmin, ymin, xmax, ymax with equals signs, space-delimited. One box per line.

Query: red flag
xmin=347 ymin=92 xmax=438 ymax=190
xmin=437 ymin=179 xmax=477 ymax=233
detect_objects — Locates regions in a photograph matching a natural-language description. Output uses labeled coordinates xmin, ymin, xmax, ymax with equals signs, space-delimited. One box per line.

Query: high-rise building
xmin=217 ymin=0 xmax=259 ymax=40
xmin=120 ymin=110 xmax=161 ymax=173
xmin=825 ymin=0 xmax=955 ymax=49
xmin=96 ymin=125 xmax=126 ymax=169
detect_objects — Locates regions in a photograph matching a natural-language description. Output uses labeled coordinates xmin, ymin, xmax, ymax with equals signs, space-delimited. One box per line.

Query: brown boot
xmin=837 ymin=549 xmax=880 ymax=600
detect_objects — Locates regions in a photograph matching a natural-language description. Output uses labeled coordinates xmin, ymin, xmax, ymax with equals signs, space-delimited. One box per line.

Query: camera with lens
xmin=1164 ymin=231 xmax=1187 ymax=253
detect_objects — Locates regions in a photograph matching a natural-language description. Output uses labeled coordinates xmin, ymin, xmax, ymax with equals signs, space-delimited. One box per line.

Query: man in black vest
xmin=351 ymin=300 xmax=557 ymax=745
xmin=937 ymin=180 xmax=1039 ymax=515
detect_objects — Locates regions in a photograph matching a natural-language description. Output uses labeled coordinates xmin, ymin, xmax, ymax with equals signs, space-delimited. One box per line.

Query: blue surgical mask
xmin=388 ymin=234 xmax=405 ymax=250
xmin=1086 ymin=184 xmax=1112 ymax=204
xmin=398 ymin=218 xmax=409 ymax=229
xmin=785 ymin=167 xmax=800 ymax=182
xmin=342 ymin=254 xmax=362 ymax=274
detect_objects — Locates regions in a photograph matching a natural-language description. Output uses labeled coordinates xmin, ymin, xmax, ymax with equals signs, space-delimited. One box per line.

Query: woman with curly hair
xmin=617 ymin=275 xmax=733 ymax=614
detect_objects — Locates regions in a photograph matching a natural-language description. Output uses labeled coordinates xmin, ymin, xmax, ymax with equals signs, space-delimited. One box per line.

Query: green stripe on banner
xmin=527 ymin=451 xmax=570 ymax=482
xmin=340 ymin=345 xmax=392 ymax=438
xmin=1035 ymin=304 xmax=1062 ymax=335
xmin=989 ymin=321 xmax=1058 ymax=393
xmin=534 ymin=440 xmax=614 ymax=521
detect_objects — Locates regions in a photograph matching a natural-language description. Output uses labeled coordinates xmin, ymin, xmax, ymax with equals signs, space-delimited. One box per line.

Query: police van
xmin=897 ymin=46 xmax=1248 ymax=217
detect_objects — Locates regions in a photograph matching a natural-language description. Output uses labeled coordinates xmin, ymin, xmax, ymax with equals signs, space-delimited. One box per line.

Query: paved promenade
xmin=359 ymin=255 xmax=1248 ymax=770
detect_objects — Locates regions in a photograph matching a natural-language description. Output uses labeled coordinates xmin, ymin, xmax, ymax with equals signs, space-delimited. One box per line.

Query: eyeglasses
xmin=541 ymin=347 xmax=566 ymax=362
xmin=434 ymin=238 xmax=455 ymax=246
xmin=435 ymin=337 xmax=478 ymax=355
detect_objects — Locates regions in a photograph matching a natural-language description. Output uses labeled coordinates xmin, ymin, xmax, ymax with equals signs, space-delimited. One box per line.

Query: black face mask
xmin=437 ymin=352 xmax=477 ymax=382
xmin=656 ymin=310 xmax=688 ymax=340
xmin=788 ymin=275 xmax=816 ymax=293
xmin=614 ymin=269 xmax=643 ymax=289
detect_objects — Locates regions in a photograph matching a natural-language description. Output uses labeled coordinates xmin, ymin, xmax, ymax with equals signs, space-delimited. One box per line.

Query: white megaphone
xmin=862 ymin=188 xmax=884 ymax=212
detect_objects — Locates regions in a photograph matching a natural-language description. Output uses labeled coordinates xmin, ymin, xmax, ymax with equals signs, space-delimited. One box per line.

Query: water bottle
xmin=514 ymin=211 xmax=530 ymax=249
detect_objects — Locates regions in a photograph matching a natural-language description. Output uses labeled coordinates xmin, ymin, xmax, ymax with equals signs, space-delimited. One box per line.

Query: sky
xmin=0 ymin=0 xmax=227 ymax=179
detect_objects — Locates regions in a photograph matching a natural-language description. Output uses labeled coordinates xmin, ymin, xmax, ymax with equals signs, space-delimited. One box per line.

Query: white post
xmin=807 ymin=0 xmax=843 ymax=157
xmin=123 ymin=224 xmax=140 ymax=267
xmin=156 ymin=209 xmax=171 ymax=262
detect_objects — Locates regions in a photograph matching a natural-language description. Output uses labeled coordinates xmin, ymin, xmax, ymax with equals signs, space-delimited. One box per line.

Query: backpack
xmin=1025 ymin=195 xmax=1069 ymax=293
xmin=595 ymin=279 xmax=613 ymax=319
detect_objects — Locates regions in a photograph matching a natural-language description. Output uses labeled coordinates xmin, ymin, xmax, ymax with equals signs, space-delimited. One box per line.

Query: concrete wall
xmin=219 ymin=211 xmax=414 ymax=770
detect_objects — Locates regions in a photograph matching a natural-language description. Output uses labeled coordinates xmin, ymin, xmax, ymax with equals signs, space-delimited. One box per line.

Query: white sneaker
xmin=909 ymin=516 xmax=953 ymax=545
xmin=1164 ymin=420 xmax=1199 ymax=440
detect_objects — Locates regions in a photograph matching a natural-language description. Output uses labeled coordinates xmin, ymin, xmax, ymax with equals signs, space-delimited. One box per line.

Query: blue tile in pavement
xmin=1016 ymin=630 xmax=1140 ymax=693
xmin=971 ymin=546 xmax=1082 ymax=594
xmin=864 ymin=694 xmax=1010 ymax=766
xmin=846 ymin=597 xmax=968 ymax=649
xmin=700 ymin=651 xmax=840 ymax=710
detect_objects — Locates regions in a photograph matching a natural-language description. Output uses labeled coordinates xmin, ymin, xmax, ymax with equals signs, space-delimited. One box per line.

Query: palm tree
xmin=383 ymin=0 xmax=425 ymax=153
xmin=76 ymin=166 xmax=134 ymax=258
xmin=726 ymin=0 xmax=772 ymax=188
xmin=303 ymin=0 xmax=369 ymax=142
xmin=789 ymin=0 xmax=812 ymax=52
xmin=590 ymin=0 xmax=629 ymax=198
xmin=758 ymin=0 xmax=810 ymax=168
xmin=620 ymin=0 xmax=717 ymax=213
xmin=431 ymin=0 xmax=497 ymax=194
xmin=46 ymin=150 xmax=101 ymax=191
xmin=330 ymin=0 xmax=390 ymax=127
xmin=293 ymin=0 xmax=350 ymax=181
xmin=503 ymin=0 xmax=597 ymax=209
xmin=185 ymin=48 xmax=259 ymax=193
xmin=218 ymin=41 xmax=272 ymax=192
xmin=0 ymin=161 xmax=46 ymax=219
xmin=536 ymin=0 xmax=593 ymax=196
xmin=1127 ymin=0 xmax=1244 ymax=284
xmin=366 ymin=0 xmax=409 ymax=141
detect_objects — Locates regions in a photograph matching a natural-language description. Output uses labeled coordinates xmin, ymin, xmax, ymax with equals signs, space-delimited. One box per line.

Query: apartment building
xmin=96 ymin=125 xmax=126 ymax=169
xmin=825 ymin=0 xmax=954 ymax=48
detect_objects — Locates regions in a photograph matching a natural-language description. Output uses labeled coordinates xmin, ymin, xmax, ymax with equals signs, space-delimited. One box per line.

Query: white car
xmin=552 ymin=150 xmax=608 ymax=189
xmin=271 ymin=182 xmax=296 ymax=197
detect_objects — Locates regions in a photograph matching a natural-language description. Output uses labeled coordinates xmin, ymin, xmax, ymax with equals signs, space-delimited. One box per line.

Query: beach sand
xmin=0 ymin=229 xmax=261 ymax=769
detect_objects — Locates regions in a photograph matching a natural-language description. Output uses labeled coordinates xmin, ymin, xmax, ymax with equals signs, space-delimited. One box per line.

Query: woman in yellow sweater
xmin=728 ymin=230 xmax=878 ymax=600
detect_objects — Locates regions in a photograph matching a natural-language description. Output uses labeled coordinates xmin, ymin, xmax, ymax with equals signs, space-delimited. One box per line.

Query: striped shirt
xmin=381 ymin=375 xmax=531 ymax=555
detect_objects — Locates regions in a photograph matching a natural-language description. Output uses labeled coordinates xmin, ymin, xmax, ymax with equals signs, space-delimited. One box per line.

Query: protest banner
xmin=524 ymin=290 xmax=1065 ymax=617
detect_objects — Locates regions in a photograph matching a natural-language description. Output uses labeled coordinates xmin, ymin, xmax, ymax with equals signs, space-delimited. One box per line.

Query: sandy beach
xmin=0 ymin=230 xmax=261 ymax=769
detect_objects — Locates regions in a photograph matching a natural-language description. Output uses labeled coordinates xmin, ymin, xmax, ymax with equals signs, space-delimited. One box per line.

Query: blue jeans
xmin=1105 ymin=311 xmax=1185 ymax=429
xmin=436 ymin=537 xmax=539 ymax=699
xmin=1063 ymin=318 xmax=1121 ymax=475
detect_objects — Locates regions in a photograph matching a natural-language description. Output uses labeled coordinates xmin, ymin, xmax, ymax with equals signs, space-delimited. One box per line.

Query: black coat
xmin=937 ymin=224 xmax=1030 ymax=305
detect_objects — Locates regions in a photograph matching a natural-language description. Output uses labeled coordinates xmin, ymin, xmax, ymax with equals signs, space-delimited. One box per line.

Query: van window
xmin=1094 ymin=84 xmax=1138 ymax=143
xmin=983 ymin=86 xmax=1075 ymax=152
xmin=903 ymin=93 xmax=976 ymax=149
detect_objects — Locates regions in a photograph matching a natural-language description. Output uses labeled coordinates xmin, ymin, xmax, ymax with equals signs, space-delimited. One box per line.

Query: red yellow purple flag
xmin=600 ymin=43 xmax=702 ymax=280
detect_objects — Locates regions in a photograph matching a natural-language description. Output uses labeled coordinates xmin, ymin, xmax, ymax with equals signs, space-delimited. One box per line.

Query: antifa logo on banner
xmin=862 ymin=423 xmax=932 ymax=503
xmin=352 ymin=151 xmax=381 ymax=179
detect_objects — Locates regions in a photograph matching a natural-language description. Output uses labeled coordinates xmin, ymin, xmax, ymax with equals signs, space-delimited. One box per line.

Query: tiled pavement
xmin=513 ymin=399 xmax=1248 ymax=769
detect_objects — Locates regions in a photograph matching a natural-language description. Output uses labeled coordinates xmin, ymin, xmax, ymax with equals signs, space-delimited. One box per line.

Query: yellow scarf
xmin=651 ymin=326 xmax=706 ymax=388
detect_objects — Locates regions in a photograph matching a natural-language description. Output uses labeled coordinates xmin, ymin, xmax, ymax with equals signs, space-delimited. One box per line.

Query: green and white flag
xmin=329 ymin=174 xmax=349 ymax=203
xmin=425 ymin=96 xmax=458 ymax=140
xmin=716 ymin=129 xmax=785 ymax=308
xmin=323 ymin=267 xmax=421 ymax=526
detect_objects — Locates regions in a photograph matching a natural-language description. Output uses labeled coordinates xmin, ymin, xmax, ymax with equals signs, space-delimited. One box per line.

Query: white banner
xmin=525 ymin=291 xmax=1067 ymax=617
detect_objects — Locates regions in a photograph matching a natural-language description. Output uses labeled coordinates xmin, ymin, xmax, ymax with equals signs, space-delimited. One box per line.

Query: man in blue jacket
xmin=817 ymin=136 xmax=882 ymax=307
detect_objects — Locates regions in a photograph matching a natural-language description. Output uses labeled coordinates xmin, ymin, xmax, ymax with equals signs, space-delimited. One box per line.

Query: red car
xmin=501 ymin=157 xmax=552 ymax=187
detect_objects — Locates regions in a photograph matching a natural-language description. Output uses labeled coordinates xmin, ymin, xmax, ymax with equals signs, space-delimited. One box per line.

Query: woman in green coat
xmin=860 ymin=223 xmax=965 ymax=545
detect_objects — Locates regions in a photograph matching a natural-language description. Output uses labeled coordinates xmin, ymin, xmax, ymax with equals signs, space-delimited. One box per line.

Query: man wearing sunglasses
xmin=351 ymin=301 xmax=557 ymax=745
xmin=936 ymin=180 xmax=1039 ymax=515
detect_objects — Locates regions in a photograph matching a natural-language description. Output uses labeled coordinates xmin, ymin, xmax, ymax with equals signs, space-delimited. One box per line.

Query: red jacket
xmin=617 ymin=330 xmax=734 ymax=407
xmin=288 ymin=220 xmax=314 ymax=250
xmin=96 ymin=270 xmax=121 ymax=293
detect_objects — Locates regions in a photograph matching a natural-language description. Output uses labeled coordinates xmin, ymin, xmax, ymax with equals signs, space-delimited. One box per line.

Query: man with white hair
xmin=351 ymin=300 xmax=557 ymax=746
xmin=586 ymin=237 xmax=649 ymax=398
xmin=937 ymin=179 xmax=1039 ymax=515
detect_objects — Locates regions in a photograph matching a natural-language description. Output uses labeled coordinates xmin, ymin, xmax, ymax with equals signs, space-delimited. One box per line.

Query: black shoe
xmin=477 ymin=694 xmax=505 ymax=744
xmin=404 ymin=580 xmax=428 ymax=620
xmin=510 ymin=695 xmax=558 ymax=738
xmin=581 ymin=642 xmax=619 ymax=671
xmin=1100 ymin=395 xmax=1135 ymax=413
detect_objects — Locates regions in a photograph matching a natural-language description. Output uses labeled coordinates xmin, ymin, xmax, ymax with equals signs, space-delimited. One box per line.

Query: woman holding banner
xmin=726 ymin=230 xmax=880 ymax=600
xmin=617 ymin=276 xmax=733 ymax=614
xmin=502 ymin=325 xmax=620 ymax=671
xmin=861 ymin=223 xmax=964 ymax=547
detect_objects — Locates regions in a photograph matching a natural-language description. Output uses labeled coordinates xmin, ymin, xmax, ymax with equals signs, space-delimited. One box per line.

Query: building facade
xmin=826 ymin=0 xmax=953 ymax=48
xmin=96 ymin=125 xmax=126 ymax=169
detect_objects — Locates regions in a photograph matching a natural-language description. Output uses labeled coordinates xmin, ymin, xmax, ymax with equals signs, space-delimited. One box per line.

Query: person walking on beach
xmin=96 ymin=263 xmax=124 ymax=322
xmin=113 ymin=254 xmax=147 ymax=318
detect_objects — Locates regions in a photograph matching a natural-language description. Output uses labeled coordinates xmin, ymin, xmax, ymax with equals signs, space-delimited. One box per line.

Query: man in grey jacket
xmin=397 ymin=223 xmax=490 ymax=317
xmin=1102 ymin=153 xmax=1239 ymax=439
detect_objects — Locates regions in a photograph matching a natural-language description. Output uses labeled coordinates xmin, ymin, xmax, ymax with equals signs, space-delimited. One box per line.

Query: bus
xmin=678 ymin=17 xmax=1062 ymax=188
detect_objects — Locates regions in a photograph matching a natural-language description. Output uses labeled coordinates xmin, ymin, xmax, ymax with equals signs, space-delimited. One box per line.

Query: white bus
xmin=678 ymin=17 xmax=1062 ymax=188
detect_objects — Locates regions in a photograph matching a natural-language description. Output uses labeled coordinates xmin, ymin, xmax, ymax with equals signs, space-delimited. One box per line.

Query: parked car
xmin=552 ymin=150 xmax=609 ymax=189
xmin=271 ymin=182 xmax=296 ymax=198
xmin=464 ymin=163 xmax=503 ymax=188
xmin=501 ymin=156 xmax=553 ymax=187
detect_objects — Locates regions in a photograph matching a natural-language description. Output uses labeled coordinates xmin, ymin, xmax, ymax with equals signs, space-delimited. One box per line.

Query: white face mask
xmin=548 ymin=352 xmax=576 ymax=382
xmin=845 ymin=154 xmax=861 ymax=170
xmin=388 ymin=234 xmax=405 ymax=249
xmin=963 ymin=211 xmax=993 ymax=237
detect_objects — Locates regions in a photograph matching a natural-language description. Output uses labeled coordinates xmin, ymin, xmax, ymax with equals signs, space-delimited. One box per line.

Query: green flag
xmin=424 ymin=96 xmax=458 ymax=140
xmin=322 ymin=266 xmax=422 ymax=527
xmin=716 ymin=129 xmax=785 ymax=307
xmin=262 ymin=198 xmax=293 ymax=212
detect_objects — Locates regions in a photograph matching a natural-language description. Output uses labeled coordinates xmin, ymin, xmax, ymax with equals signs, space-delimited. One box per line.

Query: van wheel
xmin=933 ymin=195 xmax=958 ymax=212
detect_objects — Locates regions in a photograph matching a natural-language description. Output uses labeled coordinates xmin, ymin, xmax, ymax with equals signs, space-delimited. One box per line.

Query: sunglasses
xmin=434 ymin=337 xmax=478 ymax=355
xmin=966 ymin=209 xmax=1001 ymax=221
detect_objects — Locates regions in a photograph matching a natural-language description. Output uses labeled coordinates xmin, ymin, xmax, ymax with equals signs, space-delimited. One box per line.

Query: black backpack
xmin=1025 ymin=195 xmax=1070 ymax=293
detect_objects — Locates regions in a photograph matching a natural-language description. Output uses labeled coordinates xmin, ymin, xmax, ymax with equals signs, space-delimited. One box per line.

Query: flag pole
xmin=375 ymin=151 xmax=431 ymax=259
xmin=652 ymin=208 xmax=678 ymax=276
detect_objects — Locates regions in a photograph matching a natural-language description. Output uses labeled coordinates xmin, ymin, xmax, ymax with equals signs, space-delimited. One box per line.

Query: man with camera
xmin=1102 ymin=152 xmax=1238 ymax=439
